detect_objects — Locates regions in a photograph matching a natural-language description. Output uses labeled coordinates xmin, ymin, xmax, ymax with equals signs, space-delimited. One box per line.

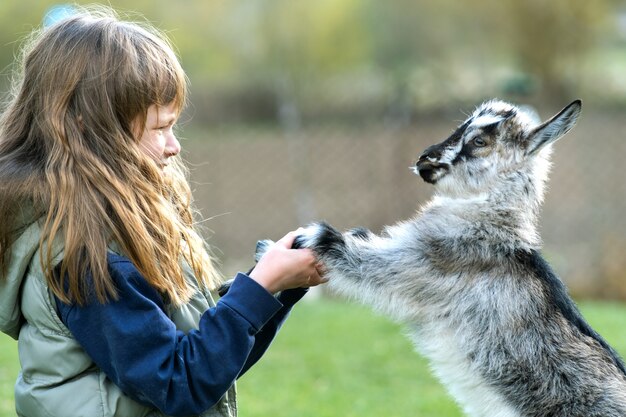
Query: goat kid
xmin=269 ymin=100 xmax=626 ymax=417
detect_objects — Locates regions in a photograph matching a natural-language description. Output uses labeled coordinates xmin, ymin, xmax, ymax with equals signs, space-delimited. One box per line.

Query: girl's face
xmin=137 ymin=102 xmax=181 ymax=170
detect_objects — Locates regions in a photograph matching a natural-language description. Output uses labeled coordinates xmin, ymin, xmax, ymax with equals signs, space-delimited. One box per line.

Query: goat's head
xmin=413 ymin=99 xmax=582 ymax=197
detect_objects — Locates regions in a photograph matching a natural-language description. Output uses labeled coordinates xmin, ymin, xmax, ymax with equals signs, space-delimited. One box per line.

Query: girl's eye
xmin=473 ymin=137 xmax=487 ymax=147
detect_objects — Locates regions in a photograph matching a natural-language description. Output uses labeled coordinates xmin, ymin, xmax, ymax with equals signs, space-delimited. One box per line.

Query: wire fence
xmin=183 ymin=110 xmax=626 ymax=300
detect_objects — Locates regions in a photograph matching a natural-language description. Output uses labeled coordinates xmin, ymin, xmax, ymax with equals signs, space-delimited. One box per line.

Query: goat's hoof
xmin=217 ymin=279 xmax=234 ymax=297
xmin=255 ymin=239 xmax=275 ymax=262
xmin=295 ymin=222 xmax=344 ymax=256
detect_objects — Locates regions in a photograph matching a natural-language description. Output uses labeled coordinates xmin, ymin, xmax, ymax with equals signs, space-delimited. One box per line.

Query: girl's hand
xmin=249 ymin=229 xmax=327 ymax=294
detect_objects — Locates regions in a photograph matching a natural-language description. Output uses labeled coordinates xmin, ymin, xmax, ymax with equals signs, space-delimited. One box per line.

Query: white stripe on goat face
xmin=437 ymin=123 xmax=470 ymax=165
xmin=469 ymin=114 xmax=506 ymax=131
xmin=439 ymin=140 xmax=464 ymax=165
xmin=441 ymin=114 xmax=506 ymax=165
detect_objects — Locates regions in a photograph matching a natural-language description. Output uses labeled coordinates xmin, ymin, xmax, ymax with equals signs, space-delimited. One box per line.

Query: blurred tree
xmin=250 ymin=0 xmax=368 ymax=223
xmin=0 ymin=0 xmax=622 ymax=119
xmin=494 ymin=0 xmax=612 ymax=102
xmin=362 ymin=0 xmax=453 ymax=125
xmin=363 ymin=0 xmax=420 ymax=126
xmin=0 ymin=2 xmax=53 ymax=91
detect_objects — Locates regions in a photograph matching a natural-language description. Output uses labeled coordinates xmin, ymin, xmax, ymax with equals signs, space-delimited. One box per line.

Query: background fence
xmin=184 ymin=109 xmax=626 ymax=300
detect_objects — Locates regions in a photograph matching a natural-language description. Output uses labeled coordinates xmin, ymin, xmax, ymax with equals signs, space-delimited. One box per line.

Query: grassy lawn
xmin=0 ymin=299 xmax=624 ymax=417
xmin=0 ymin=334 xmax=18 ymax=417
xmin=238 ymin=299 xmax=626 ymax=417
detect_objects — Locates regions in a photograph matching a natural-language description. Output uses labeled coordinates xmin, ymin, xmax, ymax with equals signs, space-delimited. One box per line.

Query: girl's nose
xmin=164 ymin=133 xmax=181 ymax=157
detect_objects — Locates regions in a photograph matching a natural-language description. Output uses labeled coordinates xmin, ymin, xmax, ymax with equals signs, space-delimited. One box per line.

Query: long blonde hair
xmin=0 ymin=7 xmax=220 ymax=306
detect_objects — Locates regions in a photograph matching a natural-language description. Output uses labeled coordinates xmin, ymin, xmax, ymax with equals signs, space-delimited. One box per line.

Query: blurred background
xmin=1 ymin=2 xmax=625 ymax=416
xmin=1 ymin=0 xmax=625 ymax=298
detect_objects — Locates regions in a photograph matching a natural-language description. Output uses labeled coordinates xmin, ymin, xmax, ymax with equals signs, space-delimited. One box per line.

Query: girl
xmin=0 ymin=7 xmax=325 ymax=417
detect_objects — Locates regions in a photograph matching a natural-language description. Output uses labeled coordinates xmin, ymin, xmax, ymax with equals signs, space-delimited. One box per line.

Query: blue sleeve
xmin=54 ymin=253 xmax=297 ymax=416
xmin=239 ymin=287 xmax=308 ymax=375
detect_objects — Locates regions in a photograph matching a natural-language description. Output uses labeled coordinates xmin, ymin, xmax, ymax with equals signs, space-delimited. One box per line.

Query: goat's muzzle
xmin=414 ymin=157 xmax=449 ymax=184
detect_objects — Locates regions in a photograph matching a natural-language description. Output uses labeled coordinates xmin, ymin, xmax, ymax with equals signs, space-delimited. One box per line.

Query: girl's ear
xmin=525 ymin=100 xmax=582 ymax=156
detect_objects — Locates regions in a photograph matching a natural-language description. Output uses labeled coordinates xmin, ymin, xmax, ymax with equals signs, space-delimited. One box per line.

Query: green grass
xmin=237 ymin=299 xmax=461 ymax=417
xmin=0 ymin=300 xmax=624 ymax=417
xmin=0 ymin=333 xmax=18 ymax=417
xmin=238 ymin=299 xmax=626 ymax=417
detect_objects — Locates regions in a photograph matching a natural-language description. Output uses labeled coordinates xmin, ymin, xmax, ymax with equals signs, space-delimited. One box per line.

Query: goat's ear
xmin=525 ymin=99 xmax=582 ymax=156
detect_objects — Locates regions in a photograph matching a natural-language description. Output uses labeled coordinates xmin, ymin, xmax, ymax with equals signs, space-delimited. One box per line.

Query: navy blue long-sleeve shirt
xmin=54 ymin=252 xmax=307 ymax=416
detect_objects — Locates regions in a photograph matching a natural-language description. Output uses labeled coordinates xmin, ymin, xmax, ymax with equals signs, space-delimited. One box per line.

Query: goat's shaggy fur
xmin=289 ymin=100 xmax=626 ymax=416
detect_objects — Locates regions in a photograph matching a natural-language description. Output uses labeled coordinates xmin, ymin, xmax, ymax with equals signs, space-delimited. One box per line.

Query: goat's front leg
xmin=295 ymin=222 xmax=421 ymax=318
xmin=294 ymin=222 xmax=372 ymax=279
xmin=216 ymin=225 xmax=380 ymax=297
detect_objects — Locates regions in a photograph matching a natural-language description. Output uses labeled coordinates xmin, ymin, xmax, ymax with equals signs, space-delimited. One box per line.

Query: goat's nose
xmin=418 ymin=144 xmax=442 ymax=162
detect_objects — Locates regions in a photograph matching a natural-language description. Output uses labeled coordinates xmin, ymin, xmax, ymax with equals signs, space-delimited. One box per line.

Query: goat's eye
xmin=472 ymin=137 xmax=487 ymax=147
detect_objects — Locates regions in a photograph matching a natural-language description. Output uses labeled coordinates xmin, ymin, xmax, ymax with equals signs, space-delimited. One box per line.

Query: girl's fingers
xmin=305 ymin=264 xmax=329 ymax=286
xmin=274 ymin=230 xmax=297 ymax=248
xmin=275 ymin=227 xmax=306 ymax=249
